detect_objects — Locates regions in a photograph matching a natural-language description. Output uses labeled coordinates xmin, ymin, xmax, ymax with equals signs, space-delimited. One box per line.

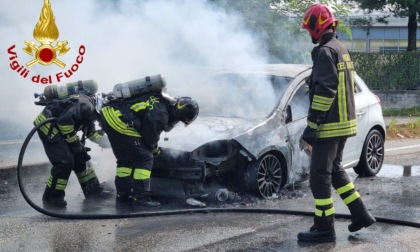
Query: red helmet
xmin=301 ymin=3 xmax=337 ymax=40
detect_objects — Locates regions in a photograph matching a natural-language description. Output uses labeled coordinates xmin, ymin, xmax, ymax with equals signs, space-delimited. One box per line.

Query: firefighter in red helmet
xmin=298 ymin=3 xmax=376 ymax=242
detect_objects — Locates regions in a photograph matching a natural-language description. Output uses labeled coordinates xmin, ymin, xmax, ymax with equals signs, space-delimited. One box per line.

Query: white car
xmin=153 ymin=64 xmax=386 ymax=199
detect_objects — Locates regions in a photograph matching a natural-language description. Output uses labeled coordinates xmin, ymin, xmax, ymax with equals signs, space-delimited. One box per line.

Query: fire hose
xmin=17 ymin=118 xmax=420 ymax=229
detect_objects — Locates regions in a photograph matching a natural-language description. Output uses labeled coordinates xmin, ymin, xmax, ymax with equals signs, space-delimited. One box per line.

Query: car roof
xmin=214 ymin=64 xmax=312 ymax=78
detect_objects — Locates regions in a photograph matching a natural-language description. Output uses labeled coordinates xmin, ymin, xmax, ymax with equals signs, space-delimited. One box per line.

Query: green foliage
xmin=209 ymin=0 xmax=353 ymax=63
xmin=346 ymin=0 xmax=419 ymax=50
xmin=383 ymin=106 xmax=420 ymax=116
xmin=210 ymin=0 xmax=309 ymax=63
xmin=271 ymin=0 xmax=353 ymax=39
xmin=353 ymin=52 xmax=420 ymax=90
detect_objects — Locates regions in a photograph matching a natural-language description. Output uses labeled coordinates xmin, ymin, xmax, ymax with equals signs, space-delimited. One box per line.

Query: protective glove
xmin=152 ymin=147 xmax=161 ymax=157
xmin=301 ymin=126 xmax=317 ymax=146
xmin=69 ymin=141 xmax=84 ymax=155
xmin=69 ymin=142 xmax=91 ymax=161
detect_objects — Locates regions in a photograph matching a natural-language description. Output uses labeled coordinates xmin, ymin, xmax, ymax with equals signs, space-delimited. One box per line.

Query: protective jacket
xmin=34 ymin=94 xmax=103 ymax=144
xmin=307 ymin=33 xmax=357 ymax=140
xmin=34 ymin=93 xmax=106 ymax=204
xmin=101 ymin=92 xmax=168 ymax=151
xmin=100 ymin=92 xmax=169 ymax=200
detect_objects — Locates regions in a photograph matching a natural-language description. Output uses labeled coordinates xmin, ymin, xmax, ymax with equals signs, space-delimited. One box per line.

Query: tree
xmin=270 ymin=0 xmax=352 ymax=39
xmin=347 ymin=0 xmax=419 ymax=51
xmin=210 ymin=0 xmax=353 ymax=63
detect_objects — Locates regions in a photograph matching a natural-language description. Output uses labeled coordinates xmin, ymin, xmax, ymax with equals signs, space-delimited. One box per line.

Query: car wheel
xmin=245 ymin=154 xmax=283 ymax=198
xmin=354 ymin=129 xmax=384 ymax=176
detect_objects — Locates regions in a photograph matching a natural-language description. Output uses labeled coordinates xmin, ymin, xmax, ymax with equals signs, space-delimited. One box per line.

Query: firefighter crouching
xmin=99 ymin=75 xmax=199 ymax=210
xmin=34 ymin=80 xmax=112 ymax=209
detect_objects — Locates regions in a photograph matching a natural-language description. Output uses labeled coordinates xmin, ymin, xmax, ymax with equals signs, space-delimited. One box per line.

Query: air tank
xmin=44 ymin=80 xmax=98 ymax=99
xmin=111 ymin=74 xmax=166 ymax=99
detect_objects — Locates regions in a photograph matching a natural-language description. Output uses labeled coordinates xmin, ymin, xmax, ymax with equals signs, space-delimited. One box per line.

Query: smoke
xmin=0 ymin=0 xmax=279 ymax=185
xmin=0 ymin=0 xmax=270 ymax=131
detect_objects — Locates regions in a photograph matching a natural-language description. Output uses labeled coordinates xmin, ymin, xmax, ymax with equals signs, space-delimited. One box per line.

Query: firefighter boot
xmin=348 ymin=211 xmax=376 ymax=232
xmin=81 ymin=177 xmax=113 ymax=200
xmin=42 ymin=187 xmax=67 ymax=208
xmin=131 ymin=179 xmax=162 ymax=209
xmin=297 ymin=215 xmax=336 ymax=242
xmin=345 ymin=197 xmax=376 ymax=232
xmin=115 ymin=192 xmax=133 ymax=211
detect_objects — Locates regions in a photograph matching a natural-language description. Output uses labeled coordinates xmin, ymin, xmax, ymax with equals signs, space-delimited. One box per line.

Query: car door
xmin=284 ymin=80 xmax=311 ymax=181
xmin=342 ymin=75 xmax=370 ymax=166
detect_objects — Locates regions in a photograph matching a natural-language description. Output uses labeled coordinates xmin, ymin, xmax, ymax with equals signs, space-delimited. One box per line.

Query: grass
xmin=383 ymin=106 xmax=420 ymax=117
xmin=383 ymin=107 xmax=420 ymax=139
xmin=386 ymin=116 xmax=420 ymax=140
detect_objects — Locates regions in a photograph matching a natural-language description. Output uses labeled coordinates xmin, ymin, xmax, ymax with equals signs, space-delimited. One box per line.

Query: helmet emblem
xmin=177 ymin=101 xmax=187 ymax=110
xmin=302 ymin=14 xmax=311 ymax=25
xmin=318 ymin=13 xmax=329 ymax=25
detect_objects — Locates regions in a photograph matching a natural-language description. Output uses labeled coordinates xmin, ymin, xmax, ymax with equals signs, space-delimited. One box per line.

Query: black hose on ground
xmin=17 ymin=118 xmax=420 ymax=229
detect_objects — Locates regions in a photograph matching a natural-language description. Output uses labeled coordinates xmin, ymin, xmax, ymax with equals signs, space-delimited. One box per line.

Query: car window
xmin=354 ymin=74 xmax=362 ymax=94
xmin=287 ymin=81 xmax=310 ymax=122
xmin=197 ymin=73 xmax=291 ymax=119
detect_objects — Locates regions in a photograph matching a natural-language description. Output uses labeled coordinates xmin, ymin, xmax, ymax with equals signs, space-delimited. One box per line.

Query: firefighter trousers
xmin=38 ymin=131 xmax=88 ymax=191
xmin=310 ymin=138 xmax=369 ymax=224
xmin=100 ymin=116 xmax=154 ymax=197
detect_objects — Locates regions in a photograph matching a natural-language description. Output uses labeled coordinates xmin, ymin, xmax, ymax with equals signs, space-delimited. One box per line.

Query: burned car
xmin=152 ymin=64 xmax=386 ymax=200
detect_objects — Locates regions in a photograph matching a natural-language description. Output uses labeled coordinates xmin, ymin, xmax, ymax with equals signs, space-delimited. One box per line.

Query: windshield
xmin=196 ymin=73 xmax=291 ymax=119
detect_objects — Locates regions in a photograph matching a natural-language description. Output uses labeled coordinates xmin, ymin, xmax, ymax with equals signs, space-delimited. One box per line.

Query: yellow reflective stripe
xmin=35 ymin=113 xmax=59 ymax=137
xmin=102 ymin=107 xmax=141 ymax=137
xmin=46 ymin=176 xmax=53 ymax=187
xmin=344 ymin=191 xmax=360 ymax=205
xmin=317 ymin=126 xmax=357 ymax=138
xmin=318 ymin=119 xmax=357 ymax=131
xmin=312 ymin=95 xmax=334 ymax=112
xmin=76 ymin=169 xmax=97 ymax=184
xmin=88 ymin=131 xmax=101 ymax=141
xmin=117 ymin=167 xmax=132 ymax=178
xmin=314 ymin=197 xmax=333 ymax=206
xmin=325 ymin=207 xmax=335 ymax=216
xmin=130 ymin=101 xmax=149 ymax=113
xmin=55 ymin=178 xmax=68 ymax=190
xmin=58 ymin=124 xmax=74 ymax=135
xmin=313 ymin=95 xmax=334 ymax=105
xmin=133 ymin=169 xmax=151 ymax=180
xmin=315 ymin=207 xmax=335 ymax=217
xmin=336 ymin=183 xmax=354 ymax=195
xmin=46 ymin=176 xmax=67 ymax=190
xmin=307 ymin=121 xmax=318 ymax=130
xmin=337 ymin=71 xmax=347 ymax=122
xmin=64 ymin=134 xmax=79 ymax=143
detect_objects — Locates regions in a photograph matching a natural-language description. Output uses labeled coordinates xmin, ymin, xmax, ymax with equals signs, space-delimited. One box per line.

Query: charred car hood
xmin=159 ymin=117 xmax=266 ymax=152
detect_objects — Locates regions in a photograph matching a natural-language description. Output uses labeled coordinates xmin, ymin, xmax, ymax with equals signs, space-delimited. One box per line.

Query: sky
xmin=0 ymin=0 xmax=271 ymax=131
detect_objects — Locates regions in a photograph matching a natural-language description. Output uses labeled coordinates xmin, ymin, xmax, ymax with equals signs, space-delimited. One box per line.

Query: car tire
xmin=245 ymin=153 xmax=284 ymax=199
xmin=353 ymin=129 xmax=384 ymax=177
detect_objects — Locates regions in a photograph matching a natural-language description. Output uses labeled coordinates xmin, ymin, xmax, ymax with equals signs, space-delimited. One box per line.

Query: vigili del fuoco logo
xmin=7 ymin=0 xmax=86 ymax=84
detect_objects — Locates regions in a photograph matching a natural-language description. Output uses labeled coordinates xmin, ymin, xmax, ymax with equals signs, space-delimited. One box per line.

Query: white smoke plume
xmin=0 ymin=0 xmax=269 ymax=131
xmin=0 ymin=0 xmax=277 ymax=183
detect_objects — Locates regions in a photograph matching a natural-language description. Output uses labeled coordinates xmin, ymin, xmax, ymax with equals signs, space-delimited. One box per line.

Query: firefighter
xmin=298 ymin=3 xmax=376 ymax=242
xmin=34 ymin=81 xmax=112 ymax=209
xmin=100 ymin=91 xmax=199 ymax=210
